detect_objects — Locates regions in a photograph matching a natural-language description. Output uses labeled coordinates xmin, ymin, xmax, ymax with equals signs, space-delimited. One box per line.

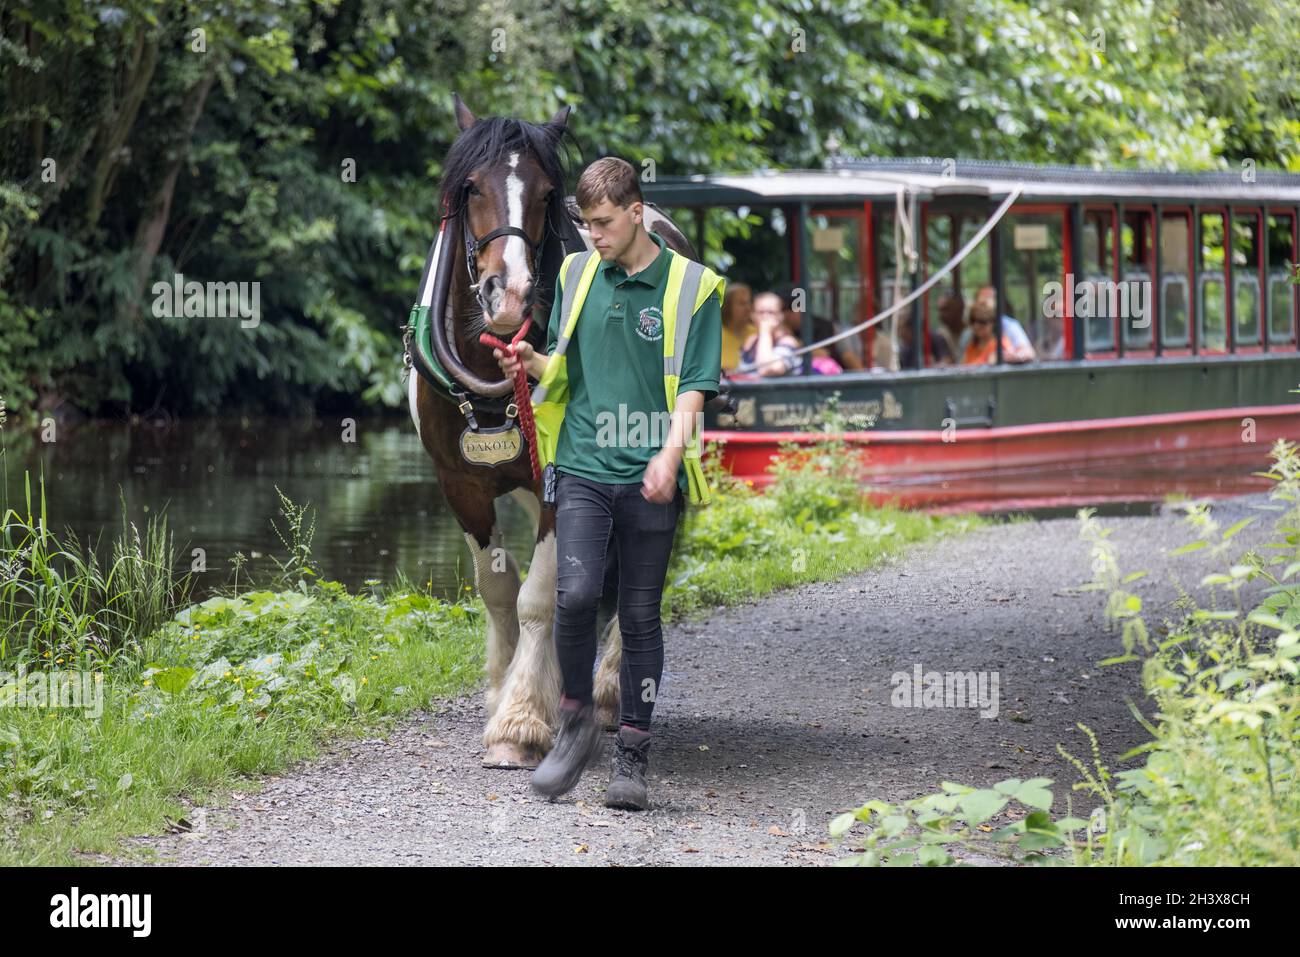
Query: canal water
xmin=0 ymin=416 xmax=537 ymax=602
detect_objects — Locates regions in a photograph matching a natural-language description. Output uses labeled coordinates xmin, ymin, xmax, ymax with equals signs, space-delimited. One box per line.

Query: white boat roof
xmin=644 ymin=159 xmax=1300 ymax=206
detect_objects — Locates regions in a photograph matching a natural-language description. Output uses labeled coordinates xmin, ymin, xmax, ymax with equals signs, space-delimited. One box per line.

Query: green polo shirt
xmin=545 ymin=231 xmax=721 ymax=496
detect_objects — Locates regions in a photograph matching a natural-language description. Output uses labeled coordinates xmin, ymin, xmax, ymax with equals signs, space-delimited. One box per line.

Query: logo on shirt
xmin=634 ymin=306 xmax=664 ymax=342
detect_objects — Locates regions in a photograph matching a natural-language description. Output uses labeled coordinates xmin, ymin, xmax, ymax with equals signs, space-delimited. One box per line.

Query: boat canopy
xmin=644 ymin=158 xmax=1300 ymax=207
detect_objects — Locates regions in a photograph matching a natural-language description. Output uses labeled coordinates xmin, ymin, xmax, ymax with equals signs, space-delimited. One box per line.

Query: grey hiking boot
xmin=531 ymin=697 xmax=604 ymax=798
xmin=604 ymin=725 xmax=652 ymax=810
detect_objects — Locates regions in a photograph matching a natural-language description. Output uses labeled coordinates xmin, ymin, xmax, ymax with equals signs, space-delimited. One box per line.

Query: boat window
xmin=1160 ymin=211 xmax=1192 ymax=348
xmin=924 ymin=212 xmax=952 ymax=367
xmin=922 ymin=212 xmax=984 ymax=367
xmin=1081 ymin=209 xmax=1116 ymax=352
xmin=955 ymin=214 xmax=993 ymax=306
xmin=806 ymin=211 xmax=867 ymax=374
xmin=1002 ymin=211 xmax=1066 ymax=360
xmin=1233 ymin=210 xmax=1263 ymax=346
xmin=1199 ymin=212 xmax=1227 ymax=351
xmin=1121 ymin=210 xmax=1155 ymax=350
xmin=689 ymin=205 xmax=787 ymax=293
xmin=1236 ymin=273 xmax=1261 ymax=346
xmin=872 ymin=208 xmax=903 ymax=369
xmin=1267 ymin=211 xmax=1297 ymax=343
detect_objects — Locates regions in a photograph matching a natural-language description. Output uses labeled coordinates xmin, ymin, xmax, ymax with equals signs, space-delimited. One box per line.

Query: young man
xmin=493 ymin=157 xmax=723 ymax=810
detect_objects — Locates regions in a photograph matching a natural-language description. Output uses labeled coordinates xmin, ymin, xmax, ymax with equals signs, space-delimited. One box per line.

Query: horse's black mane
xmin=438 ymin=114 xmax=577 ymax=221
xmin=435 ymin=113 xmax=582 ymax=345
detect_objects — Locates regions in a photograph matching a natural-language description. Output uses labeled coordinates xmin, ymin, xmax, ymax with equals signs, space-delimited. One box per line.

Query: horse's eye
xmin=466 ymin=181 xmax=480 ymax=196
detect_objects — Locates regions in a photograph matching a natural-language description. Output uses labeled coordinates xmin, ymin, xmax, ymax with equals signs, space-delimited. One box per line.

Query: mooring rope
xmin=731 ymin=184 xmax=1024 ymax=376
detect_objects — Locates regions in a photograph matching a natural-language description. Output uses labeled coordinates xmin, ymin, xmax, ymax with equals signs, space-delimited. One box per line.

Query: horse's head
xmin=442 ymin=94 xmax=573 ymax=340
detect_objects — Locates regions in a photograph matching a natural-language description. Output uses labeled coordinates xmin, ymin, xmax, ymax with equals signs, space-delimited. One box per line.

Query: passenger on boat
xmin=958 ymin=287 xmax=1036 ymax=364
xmin=721 ymin=282 xmax=756 ymax=373
xmin=774 ymin=284 xmax=864 ymax=373
xmin=897 ymin=305 xmax=955 ymax=368
xmin=961 ymin=295 xmax=1037 ymax=365
xmin=739 ymin=291 xmax=801 ymax=376
xmin=932 ymin=291 xmax=965 ymax=365
xmin=1039 ymin=312 xmax=1067 ymax=360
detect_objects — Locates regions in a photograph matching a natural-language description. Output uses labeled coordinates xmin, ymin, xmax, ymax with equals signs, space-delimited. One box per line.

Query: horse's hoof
xmin=482 ymin=742 xmax=544 ymax=769
xmin=595 ymin=705 xmax=618 ymax=731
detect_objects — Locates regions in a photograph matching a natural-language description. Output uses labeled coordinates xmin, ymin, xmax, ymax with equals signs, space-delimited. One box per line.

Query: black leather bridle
xmin=463 ymin=224 xmax=546 ymax=288
xmin=455 ymin=182 xmax=553 ymax=289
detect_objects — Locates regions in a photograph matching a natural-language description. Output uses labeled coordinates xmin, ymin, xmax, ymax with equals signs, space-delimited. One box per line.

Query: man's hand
xmin=642 ymin=390 xmax=704 ymax=503
xmin=493 ymin=340 xmax=534 ymax=378
xmin=641 ymin=448 xmax=679 ymax=503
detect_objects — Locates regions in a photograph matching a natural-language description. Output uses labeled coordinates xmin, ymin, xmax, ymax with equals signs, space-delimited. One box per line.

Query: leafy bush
xmin=666 ymin=396 xmax=960 ymax=616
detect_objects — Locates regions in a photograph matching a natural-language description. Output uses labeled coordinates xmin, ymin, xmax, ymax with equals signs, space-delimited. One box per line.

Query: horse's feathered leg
xmin=467 ymin=524 xmax=521 ymax=722
xmin=441 ymin=482 xmax=521 ymax=723
xmin=482 ymin=497 xmax=561 ymax=768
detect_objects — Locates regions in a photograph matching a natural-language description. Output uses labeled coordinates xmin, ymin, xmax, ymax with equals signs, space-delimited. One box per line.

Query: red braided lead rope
xmin=478 ymin=317 xmax=541 ymax=485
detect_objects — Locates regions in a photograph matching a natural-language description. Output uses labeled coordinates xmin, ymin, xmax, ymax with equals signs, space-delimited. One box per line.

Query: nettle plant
xmin=830 ymin=439 xmax=1300 ymax=866
xmin=269 ymin=485 xmax=318 ymax=589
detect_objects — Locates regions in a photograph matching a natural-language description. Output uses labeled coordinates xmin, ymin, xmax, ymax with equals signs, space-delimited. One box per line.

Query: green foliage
xmin=268 ymin=484 xmax=318 ymax=589
xmin=666 ymin=402 xmax=971 ymax=615
xmin=829 ymin=775 xmax=1083 ymax=867
xmin=0 ymin=478 xmax=486 ymax=864
xmin=0 ymin=570 xmax=487 ymax=863
xmin=0 ymin=473 xmax=192 ymax=665
xmin=764 ymin=393 xmax=873 ymax=531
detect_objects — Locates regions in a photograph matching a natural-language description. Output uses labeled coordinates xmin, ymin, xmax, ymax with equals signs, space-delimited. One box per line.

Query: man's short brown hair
xmin=575 ymin=157 xmax=643 ymax=209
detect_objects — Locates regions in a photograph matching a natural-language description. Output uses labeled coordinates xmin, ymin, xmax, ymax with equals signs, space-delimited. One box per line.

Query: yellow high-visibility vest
xmin=531 ymin=248 xmax=725 ymax=505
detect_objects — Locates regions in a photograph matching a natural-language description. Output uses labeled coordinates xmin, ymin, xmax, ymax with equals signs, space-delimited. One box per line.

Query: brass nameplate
xmin=460 ymin=423 xmax=523 ymax=466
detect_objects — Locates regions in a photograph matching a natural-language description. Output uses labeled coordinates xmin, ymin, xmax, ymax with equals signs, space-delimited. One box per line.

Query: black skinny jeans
xmin=552 ymin=469 xmax=684 ymax=732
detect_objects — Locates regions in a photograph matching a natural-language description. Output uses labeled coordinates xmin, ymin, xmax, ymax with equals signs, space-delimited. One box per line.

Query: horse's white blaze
xmin=502 ymin=151 xmax=530 ymax=297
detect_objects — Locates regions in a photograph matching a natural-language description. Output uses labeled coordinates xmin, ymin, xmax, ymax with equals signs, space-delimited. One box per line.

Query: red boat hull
xmin=705 ymin=404 xmax=1300 ymax=512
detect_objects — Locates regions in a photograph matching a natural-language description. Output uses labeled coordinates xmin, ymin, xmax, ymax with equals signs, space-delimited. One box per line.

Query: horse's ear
xmin=453 ymin=92 xmax=477 ymax=131
xmin=548 ymin=104 xmax=572 ymax=129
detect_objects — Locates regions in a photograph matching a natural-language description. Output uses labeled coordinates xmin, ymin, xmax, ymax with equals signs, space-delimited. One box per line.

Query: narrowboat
xmin=643 ymin=159 xmax=1300 ymax=511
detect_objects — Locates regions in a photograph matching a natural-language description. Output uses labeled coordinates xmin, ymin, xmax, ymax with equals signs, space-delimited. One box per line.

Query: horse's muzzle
xmin=479 ymin=274 xmax=535 ymax=334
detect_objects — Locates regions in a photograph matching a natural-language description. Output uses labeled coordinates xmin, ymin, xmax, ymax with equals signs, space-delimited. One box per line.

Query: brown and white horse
xmin=407 ymin=95 xmax=696 ymax=768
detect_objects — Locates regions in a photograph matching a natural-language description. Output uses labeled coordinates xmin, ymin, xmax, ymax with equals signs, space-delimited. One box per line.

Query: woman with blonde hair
xmin=721 ymin=282 xmax=756 ymax=372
